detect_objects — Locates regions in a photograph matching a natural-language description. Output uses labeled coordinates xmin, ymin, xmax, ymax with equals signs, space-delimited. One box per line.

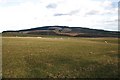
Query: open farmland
xmin=2 ymin=37 xmax=119 ymax=78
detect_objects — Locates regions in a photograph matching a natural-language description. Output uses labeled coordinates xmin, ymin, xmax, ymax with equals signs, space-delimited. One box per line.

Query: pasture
xmin=2 ymin=37 xmax=119 ymax=78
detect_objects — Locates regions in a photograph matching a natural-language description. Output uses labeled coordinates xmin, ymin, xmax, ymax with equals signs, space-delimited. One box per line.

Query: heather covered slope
xmin=2 ymin=26 xmax=119 ymax=37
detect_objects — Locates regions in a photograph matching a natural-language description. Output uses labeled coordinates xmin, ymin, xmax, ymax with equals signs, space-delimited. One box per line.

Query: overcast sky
xmin=0 ymin=0 xmax=119 ymax=32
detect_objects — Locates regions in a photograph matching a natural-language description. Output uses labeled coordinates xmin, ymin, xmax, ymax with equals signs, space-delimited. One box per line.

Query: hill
xmin=2 ymin=26 xmax=119 ymax=37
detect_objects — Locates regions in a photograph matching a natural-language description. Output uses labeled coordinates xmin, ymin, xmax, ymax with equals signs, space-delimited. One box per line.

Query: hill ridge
xmin=2 ymin=26 xmax=119 ymax=37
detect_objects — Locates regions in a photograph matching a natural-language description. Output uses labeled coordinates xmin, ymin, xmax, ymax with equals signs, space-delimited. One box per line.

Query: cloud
xmin=0 ymin=0 xmax=118 ymax=32
xmin=86 ymin=10 xmax=99 ymax=15
xmin=69 ymin=10 xmax=80 ymax=15
xmin=86 ymin=7 xmax=117 ymax=16
xmin=105 ymin=19 xmax=118 ymax=23
xmin=46 ymin=3 xmax=57 ymax=9
xmin=53 ymin=10 xmax=80 ymax=16
xmin=0 ymin=0 xmax=7 ymax=3
xmin=54 ymin=13 xmax=69 ymax=16
xmin=101 ymin=0 xmax=112 ymax=8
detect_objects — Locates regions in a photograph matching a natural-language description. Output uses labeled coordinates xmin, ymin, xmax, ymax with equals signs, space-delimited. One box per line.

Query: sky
xmin=0 ymin=0 xmax=119 ymax=32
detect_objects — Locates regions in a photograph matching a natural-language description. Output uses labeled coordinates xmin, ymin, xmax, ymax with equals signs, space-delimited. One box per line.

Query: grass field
xmin=2 ymin=37 xmax=119 ymax=78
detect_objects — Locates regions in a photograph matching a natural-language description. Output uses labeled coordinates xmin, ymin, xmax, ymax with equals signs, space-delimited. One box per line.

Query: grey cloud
xmin=86 ymin=10 xmax=99 ymax=15
xmin=46 ymin=3 xmax=57 ymax=9
xmin=69 ymin=10 xmax=80 ymax=15
xmin=54 ymin=10 xmax=80 ymax=16
xmin=119 ymin=1 xmax=120 ymax=8
xmin=113 ymin=19 xmax=118 ymax=22
xmin=54 ymin=13 xmax=69 ymax=16
xmin=105 ymin=19 xmax=118 ymax=22
xmin=118 ymin=19 xmax=120 ymax=22
xmin=86 ymin=9 xmax=115 ymax=16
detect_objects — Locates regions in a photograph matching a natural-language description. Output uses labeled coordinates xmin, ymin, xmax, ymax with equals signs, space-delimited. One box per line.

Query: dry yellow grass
xmin=2 ymin=37 xmax=119 ymax=78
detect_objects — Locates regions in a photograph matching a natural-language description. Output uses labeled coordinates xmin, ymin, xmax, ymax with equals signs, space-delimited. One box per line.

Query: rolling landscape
xmin=2 ymin=26 xmax=119 ymax=37
xmin=0 ymin=0 xmax=119 ymax=79
xmin=2 ymin=26 xmax=120 ymax=78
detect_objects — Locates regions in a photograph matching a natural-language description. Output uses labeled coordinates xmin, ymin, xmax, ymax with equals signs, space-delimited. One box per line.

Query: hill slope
xmin=2 ymin=26 xmax=119 ymax=37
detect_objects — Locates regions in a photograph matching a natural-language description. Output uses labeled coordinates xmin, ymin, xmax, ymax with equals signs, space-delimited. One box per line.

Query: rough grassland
xmin=2 ymin=37 xmax=119 ymax=78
